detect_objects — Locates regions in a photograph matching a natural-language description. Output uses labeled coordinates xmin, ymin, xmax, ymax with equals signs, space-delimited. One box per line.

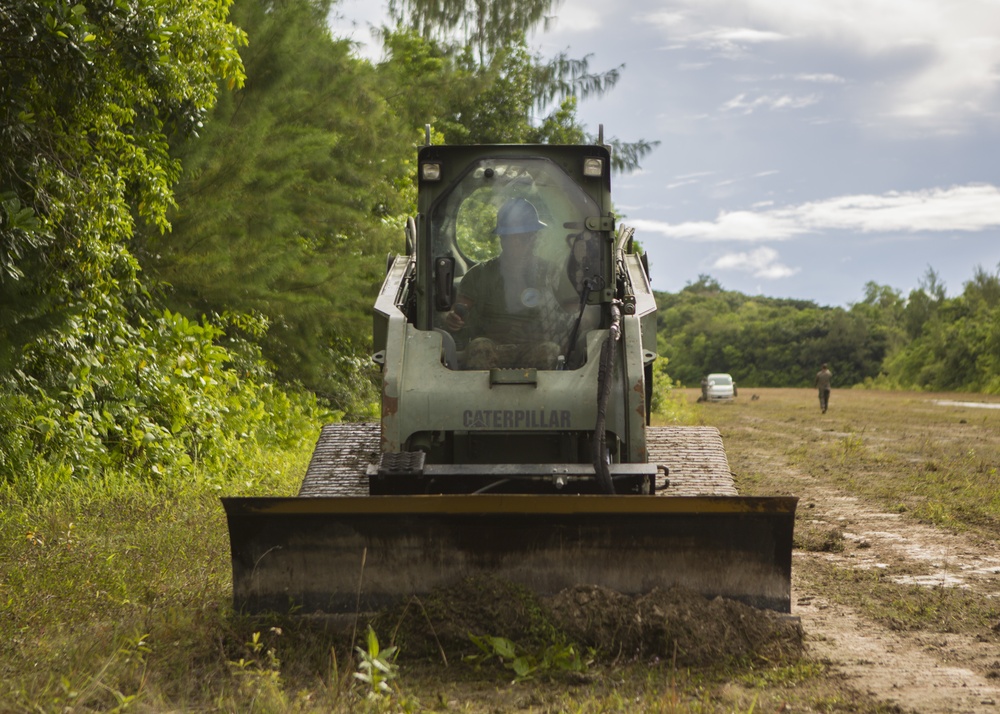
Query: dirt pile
xmin=373 ymin=576 xmax=561 ymax=661
xmin=375 ymin=576 xmax=802 ymax=668
xmin=548 ymin=585 xmax=803 ymax=666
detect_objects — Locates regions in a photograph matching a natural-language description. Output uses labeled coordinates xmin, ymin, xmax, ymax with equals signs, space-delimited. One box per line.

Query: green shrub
xmin=0 ymin=309 xmax=320 ymax=494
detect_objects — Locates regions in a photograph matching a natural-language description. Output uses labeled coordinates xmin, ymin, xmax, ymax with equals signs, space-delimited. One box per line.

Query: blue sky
xmin=330 ymin=0 xmax=1000 ymax=307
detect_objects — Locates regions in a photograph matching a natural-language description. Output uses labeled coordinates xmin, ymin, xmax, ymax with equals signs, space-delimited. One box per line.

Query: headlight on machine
xmin=421 ymin=162 xmax=442 ymax=181
xmin=583 ymin=157 xmax=604 ymax=177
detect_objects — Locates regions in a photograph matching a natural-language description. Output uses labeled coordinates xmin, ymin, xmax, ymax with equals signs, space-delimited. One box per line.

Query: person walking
xmin=815 ymin=363 xmax=833 ymax=413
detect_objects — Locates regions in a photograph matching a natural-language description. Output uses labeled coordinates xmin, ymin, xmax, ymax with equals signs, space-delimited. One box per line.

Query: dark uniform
xmin=815 ymin=364 xmax=833 ymax=413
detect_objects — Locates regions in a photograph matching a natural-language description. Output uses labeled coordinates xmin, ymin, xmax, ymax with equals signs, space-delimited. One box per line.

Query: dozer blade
xmin=222 ymin=494 xmax=797 ymax=615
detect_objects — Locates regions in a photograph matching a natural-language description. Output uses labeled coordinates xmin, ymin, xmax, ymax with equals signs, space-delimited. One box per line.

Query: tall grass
xmin=2 ymin=388 xmax=910 ymax=712
xmin=0 ymin=436 xmax=316 ymax=711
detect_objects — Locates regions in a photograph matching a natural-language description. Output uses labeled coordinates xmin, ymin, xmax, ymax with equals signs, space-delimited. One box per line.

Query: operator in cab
xmin=444 ymin=198 xmax=573 ymax=370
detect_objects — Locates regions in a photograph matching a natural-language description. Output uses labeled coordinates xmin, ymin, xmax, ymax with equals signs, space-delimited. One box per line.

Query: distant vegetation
xmin=0 ymin=0 xmax=652 ymax=485
xmin=656 ymin=270 xmax=1000 ymax=395
xmin=1 ymin=0 xmax=997 ymax=493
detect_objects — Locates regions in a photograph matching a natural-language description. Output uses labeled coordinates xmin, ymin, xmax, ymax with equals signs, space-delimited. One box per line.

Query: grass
xmin=803 ymin=561 xmax=1000 ymax=634
xmin=0 ymin=441 xmax=313 ymax=712
xmin=4 ymin=387 xmax=998 ymax=711
xmin=704 ymin=387 xmax=1000 ymax=538
xmin=702 ymin=386 xmax=1000 ymax=639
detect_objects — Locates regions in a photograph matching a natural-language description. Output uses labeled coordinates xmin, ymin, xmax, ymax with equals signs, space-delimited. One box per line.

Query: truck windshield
xmin=431 ymin=157 xmax=603 ymax=371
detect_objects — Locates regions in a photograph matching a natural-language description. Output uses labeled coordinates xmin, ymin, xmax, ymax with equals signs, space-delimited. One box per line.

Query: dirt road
xmin=703 ymin=388 xmax=1000 ymax=714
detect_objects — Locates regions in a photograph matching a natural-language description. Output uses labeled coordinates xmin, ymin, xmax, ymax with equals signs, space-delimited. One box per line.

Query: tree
xmin=134 ymin=0 xmax=420 ymax=410
xmin=388 ymin=0 xmax=556 ymax=66
xmin=0 ymin=0 xmax=245 ymax=371
xmin=0 ymin=0 xmax=245 ymax=339
xmin=0 ymin=0 xmax=268 ymax=480
xmin=656 ymin=279 xmax=887 ymax=388
xmin=383 ymin=0 xmax=658 ymax=171
xmin=842 ymin=265 xmax=1000 ymax=393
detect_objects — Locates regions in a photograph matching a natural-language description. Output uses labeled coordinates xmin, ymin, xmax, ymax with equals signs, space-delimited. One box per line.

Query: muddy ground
xmin=710 ymin=387 xmax=1000 ymax=714
xmin=340 ymin=388 xmax=1000 ymax=713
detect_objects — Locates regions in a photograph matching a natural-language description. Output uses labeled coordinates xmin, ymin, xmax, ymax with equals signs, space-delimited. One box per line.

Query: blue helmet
xmin=494 ymin=198 xmax=547 ymax=235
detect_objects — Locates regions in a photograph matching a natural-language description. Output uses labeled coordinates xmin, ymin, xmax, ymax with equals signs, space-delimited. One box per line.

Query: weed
xmin=837 ymin=433 xmax=866 ymax=462
xmin=228 ymin=630 xmax=285 ymax=709
xmin=353 ymin=626 xmax=399 ymax=699
xmin=465 ymin=633 xmax=592 ymax=682
xmin=794 ymin=521 xmax=846 ymax=552
xmin=736 ymin=660 xmax=827 ymax=688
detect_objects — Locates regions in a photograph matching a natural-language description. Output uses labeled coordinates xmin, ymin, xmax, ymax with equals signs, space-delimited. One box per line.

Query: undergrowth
xmin=4 ymin=387 xmax=964 ymax=712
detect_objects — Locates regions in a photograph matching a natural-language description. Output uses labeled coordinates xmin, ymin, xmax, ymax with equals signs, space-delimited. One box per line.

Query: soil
xmin=711 ymin=388 xmax=1000 ymax=714
xmin=355 ymin=388 xmax=1000 ymax=713
xmin=794 ymin=496 xmax=1000 ymax=713
xmin=376 ymin=576 xmax=803 ymax=669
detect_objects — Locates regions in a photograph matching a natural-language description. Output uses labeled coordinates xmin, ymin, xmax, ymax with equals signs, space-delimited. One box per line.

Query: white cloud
xmin=684 ymin=27 xmax=788 ymax=58
xmin=633 ymin=211 xmax=805 ymax=241
xmin=712 ymin=247 xmax=799 ymax=279
xmin=666 ymin=170 xmax=715 ymax=189
xmin=795 ymin=184 xmax=1000 ymax=233
xmin=793 ymin=73 xmax=846 ymax=84
xmin=643 ymin=0 xmax=1000 ymax=130
xmin=706 ymin=28 xmax=786 ymax=43
xmin=633 ymin=184 xmax=1000 ymax=240
xmin=721 ymin=93 xmax=822 ymax=114
xmin=646 ymin=10 xmax=687 ymax=28
xmin=776 ymin=73 xmax=847 ymax=84
xmin=547 ymin=6 xmax=602 ymax=32
xmin=676 ymin=170 xmax=716 ymax=180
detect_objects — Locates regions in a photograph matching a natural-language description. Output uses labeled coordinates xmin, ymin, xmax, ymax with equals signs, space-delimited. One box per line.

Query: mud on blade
xmin=223 ymin=494 xmax=797 ymax=614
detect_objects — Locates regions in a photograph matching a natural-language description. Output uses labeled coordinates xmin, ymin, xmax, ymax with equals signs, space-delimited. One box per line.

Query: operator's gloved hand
xmin=445 ymin=301 xmax=470 ymax=331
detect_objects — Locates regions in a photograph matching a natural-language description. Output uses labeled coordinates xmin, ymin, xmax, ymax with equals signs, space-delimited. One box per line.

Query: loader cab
xmin=416 ymin=145 xmax=614 ymax=371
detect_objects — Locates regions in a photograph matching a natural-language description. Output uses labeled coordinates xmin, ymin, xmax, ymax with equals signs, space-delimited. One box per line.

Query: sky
xmin=329 ymin=0 xmax=1000 ymax=307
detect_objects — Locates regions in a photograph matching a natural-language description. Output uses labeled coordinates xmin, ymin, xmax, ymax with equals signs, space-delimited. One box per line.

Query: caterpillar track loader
xmin=223 ymin=135 xmax=797 ymax=615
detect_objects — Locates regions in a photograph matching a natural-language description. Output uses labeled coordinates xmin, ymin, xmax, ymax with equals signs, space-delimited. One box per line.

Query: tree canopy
xmin=0 ymin=0 xmax=321 ymax=483
xmin=1 ymin=0 xmax=246 ymax=366
xmin=2 ymin=0 xmax=997 ymax=488
xmin=655 ymin=267 xmax=1000 ymax=394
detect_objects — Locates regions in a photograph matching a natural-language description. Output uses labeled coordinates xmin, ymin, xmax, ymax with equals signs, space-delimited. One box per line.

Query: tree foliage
xmin=387 ymin=0 xmax=557 ymax=65
xmin=656 ymin=277 xmax=887 ymax=388
xmin=1 ymin=0 xmax=246 ymax=349
xmin=882 ymin=265 xmax=1000 ymax=393
xmin=383 ymin=0 xmax=658 ymax=171
xmin=656 ymin=267 xmax=1000 ymax=395
xmin=138 ymin=0 xmax=412 ymax=410
xmin=0 ymin=0 xmax=322 ymax=484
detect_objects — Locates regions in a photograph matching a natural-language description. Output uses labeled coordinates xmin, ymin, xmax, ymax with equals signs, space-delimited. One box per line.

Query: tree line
xmin=656 ymin=270 xmax=1000 ymax=394
xmin=2 ymin=0 xmax=996 ymax=487
xmin=0 ymin=0 xmax=653 ymax=484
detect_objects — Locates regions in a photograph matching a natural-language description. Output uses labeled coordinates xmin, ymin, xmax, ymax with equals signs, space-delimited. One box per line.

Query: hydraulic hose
xmin=593 ymin=302 xmax=622 ymax=494
xmin=563 ymin=276 xmax=601 ymax=368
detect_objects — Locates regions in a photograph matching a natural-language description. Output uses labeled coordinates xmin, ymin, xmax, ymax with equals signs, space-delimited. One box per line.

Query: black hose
xmin=593 ymin=303 xmax=621 ymax=494
xmin=563 ymin=277 xmax=601 ymax=368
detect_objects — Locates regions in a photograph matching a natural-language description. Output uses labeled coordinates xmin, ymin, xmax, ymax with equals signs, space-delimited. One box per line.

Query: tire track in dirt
xmin=792 ymin=482 xmax=1000 ymax=713
xmin=723 ymin=403 xmax=1000 ymax=714
xmin=795 ymin=590 xmax=999 ymax=714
